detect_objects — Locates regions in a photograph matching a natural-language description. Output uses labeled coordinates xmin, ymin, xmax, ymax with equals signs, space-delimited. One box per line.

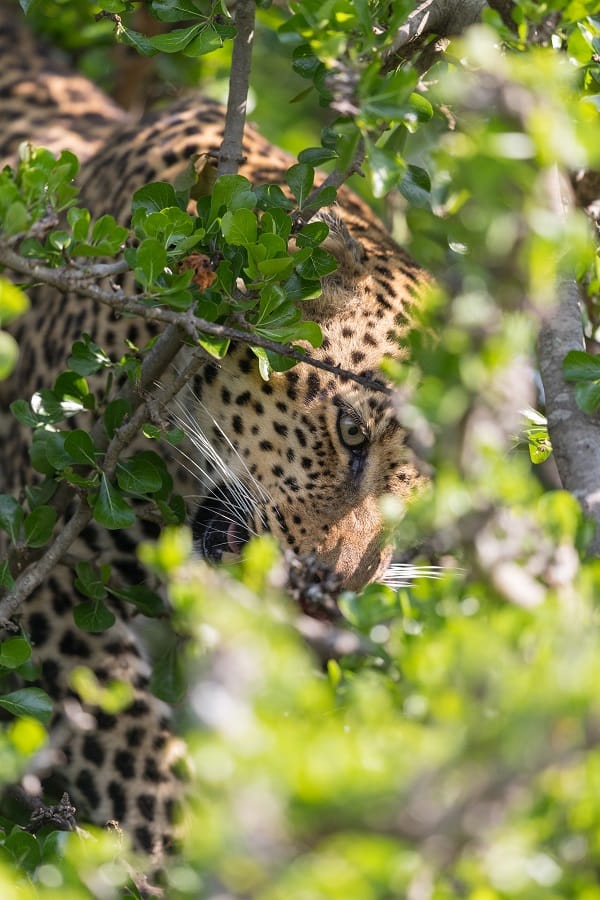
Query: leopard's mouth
xmin=192 ymin=486 xmax=251 ymax=562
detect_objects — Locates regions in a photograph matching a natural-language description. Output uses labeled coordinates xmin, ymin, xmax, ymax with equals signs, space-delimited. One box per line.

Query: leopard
xmin=0 ymin=2 xmax=429 ymax=863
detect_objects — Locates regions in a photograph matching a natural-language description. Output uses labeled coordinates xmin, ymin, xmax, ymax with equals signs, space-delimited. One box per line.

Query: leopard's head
xmin=181 ymin=213 xmax=429 ymax=591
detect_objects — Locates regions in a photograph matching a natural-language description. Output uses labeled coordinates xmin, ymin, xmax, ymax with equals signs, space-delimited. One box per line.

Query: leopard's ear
xmin=312 ymin=210 xmax=367 ymax=279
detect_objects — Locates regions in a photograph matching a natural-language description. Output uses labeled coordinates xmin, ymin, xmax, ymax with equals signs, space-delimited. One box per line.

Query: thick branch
xmin=383 ymin=0 xmax=485 ymax=67
xmin=538 ymin=281 xmax=600 ymax=555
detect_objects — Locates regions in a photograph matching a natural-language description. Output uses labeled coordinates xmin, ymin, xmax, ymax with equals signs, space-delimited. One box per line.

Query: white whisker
xmin=383 ymin=563 xmax=461 ymax=588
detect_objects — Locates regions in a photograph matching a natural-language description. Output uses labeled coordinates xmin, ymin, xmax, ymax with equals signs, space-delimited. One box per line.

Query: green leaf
xmin=136 ymin=238 xmax=168 ymax=286
xmin=0 ymin=277 xmax=29 ymax=326
xmin=252 ymin=346 xmax=297 ymax=379
xmin=563 ymin=350 xmax=600 ymax=381
xmin=0 ymin=560 xmax=14 ymax=591
xmin=3 ymin=201 xmax=29 ymax=236
xmin=284 ymin=273 xmax=323 ymax=303
xmin=296 ymin=221 xmax=330 ymax=249
xmin=183 ymin=23 xmax=236 ymax=57
xmin=31 ymin=431 xmax=71 ymax=473
xmin=24 ymin=506 xmax=57 ymax=548
xmin=74 ymin=561 xmax=108 ymax=602
xmin=4 ymin=829 xmax=41 ymax=873
xmin=260 ymin=208 xmax=293 ymax=239
xmin=300 ymin=185 xmax=337 ymax=215
xmin=361 ymin=69 xmax=418 ymax=119
xmin=257 ymin=256 xmax=295 ymax=278
xmin=133 ymin=182 xmax=179 ymax=215
xmin=0 ymin=687 xmax=52 ymax=724
xmin=142 ymin=423 xmax=162 ymax=440
xmin=0 ymin=637 xmax=31 ymax=670
xmin=0 ymin=330 xmax=19 ymax=380
xmin=298 ymin=147 xmax=339 ymax=166
xmin=54 ymin=371 xmax=90 ymax=404
xmin=0 ymin=495 xmax=23 ymax=543
xmin=91 ymin=214 xmax=128 ymax=248
xmin=148 ymin=23 xmax=204 ymax=52
xmin=109 ymin=584 xmax=166 ymax=617
xmin=339 ymin=583 xmax=399 ymax=630
xmin=92 ymin=475 xmax=136 ymax=530
xmin=73 ymin=599 xmax=116 ymax=633
xmin=67 ymin=207 xmax=91 ymax=242
xmin=156 ymin=493 xmax=186 ymax=525
xmin=166 ymin=428 xmax=185 ymax=445
xmin=255 ymin=284 xmax=288 ymax=323
xmin=398 ymin=165 xmax=432 ymax=209
xmin=209 ymin=175 xmax=255 ymax=221
xmin=285 ymin=164 xmax=314 ymax=207
xmin=366 ymin=142 xmax=406 ymax=198
xmin=25 ymin=478 xmax=57 ymax=510
xmin=152 ymin=0 xmax=206 ymax=21
xmin=198 ymin=333 xmax=231 ymax=358
xmin=254 ymin=184 xmax=292 ymax=212
xmin=150 ymin=638 xmax=187 ymax=703
xmin=64 ymin=430 xmax=97 ymax=467
xmin=49 ymin=230 xmax=71 ymax=251
xmin=104 ymin=398 xmax=131 ymax=439
xmin=68 ymin=337 xmax=112 ymax=375
xmin=296 ymin=247 xmax=337 ymax=280
xmin=9 ymin=398 xmax=38 ymax=428
xmin=574 ymin=380 xmax=600 ymax=414
xmin=116 ymin=25 xmax=157 ymax=56
xmin=272 ymin=320 xmax=323 ymax=348
xmin=116 ymin=455 xmax=164 ymax=495
xmin=30 ymin=389 xmax=65 ymax=424
xmin=529 ymin=441 xmax=552 ymax=464
xmin=221 ymin=208 xmax=258 ymax=245
xmin=408 ymin=92 xmax=434 ymax=124
xmin=62 ymin=468 xmax=100 ymax=489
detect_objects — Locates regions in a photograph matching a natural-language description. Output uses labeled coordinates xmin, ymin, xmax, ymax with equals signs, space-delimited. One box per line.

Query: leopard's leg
xmin=15 ymin=568 xmax=184 ymax=861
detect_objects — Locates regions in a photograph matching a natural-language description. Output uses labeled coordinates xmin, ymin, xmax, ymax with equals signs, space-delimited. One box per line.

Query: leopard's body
xmin=0 ymin=4 xmax=428 ymax=859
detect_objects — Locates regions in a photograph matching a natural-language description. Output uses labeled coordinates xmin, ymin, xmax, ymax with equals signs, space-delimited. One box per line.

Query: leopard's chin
xmin=192 ymin=486 xmax=251 ymax=562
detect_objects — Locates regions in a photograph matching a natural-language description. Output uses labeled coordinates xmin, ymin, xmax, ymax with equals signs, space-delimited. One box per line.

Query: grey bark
xmin=383 ymin=0 xmax=485 ymax=66
xmin=218 ymin=0 xmax=255 ymax=176
xmin=538 ymin=282 xmax=600 ymax=555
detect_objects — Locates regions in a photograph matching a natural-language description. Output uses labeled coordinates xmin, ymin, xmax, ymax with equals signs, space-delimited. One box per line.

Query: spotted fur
xmin=0 ymin=4 xmax=428 ymax=859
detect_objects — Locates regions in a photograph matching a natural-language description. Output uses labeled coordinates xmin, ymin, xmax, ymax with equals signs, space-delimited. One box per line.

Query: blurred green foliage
xmin=2 ymin=0 xmax=600 ymax=897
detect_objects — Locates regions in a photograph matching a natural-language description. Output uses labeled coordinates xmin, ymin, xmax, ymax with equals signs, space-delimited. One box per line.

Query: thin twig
xmin=0 ymin=322 xmax=192 ymax=625
xmin=0 ymin=243 xmax=390 ymax=394
xmin=0 ymin=502 xmax=91 ymax=628
xmin=293 ymin=137 xmax=367 ymax=228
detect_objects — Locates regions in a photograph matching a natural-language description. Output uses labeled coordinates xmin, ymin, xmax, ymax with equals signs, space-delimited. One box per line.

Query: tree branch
xmin=538 ymin=281 xmax=600 ymax=555
xmin=0 ymin=502 xmax=91 ymax=629
xmin=0 ymin=243 xmax=390 ymax=394
xmin=0 ymin=320 xmax=201 ymax=626
xmin=218 ymin=0 xmax=255 ymax=176
xmin=382 ymin=0 xmax=485 ymax=69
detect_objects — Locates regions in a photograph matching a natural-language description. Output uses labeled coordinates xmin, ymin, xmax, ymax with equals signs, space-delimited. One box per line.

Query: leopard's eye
xmin=337 ymin=411 xmax=367 ymax=449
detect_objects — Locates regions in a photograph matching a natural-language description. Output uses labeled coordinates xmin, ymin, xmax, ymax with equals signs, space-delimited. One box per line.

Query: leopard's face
xmin=0 ymin=78 xmax=429 ymax=591
xmin=181 ymin=231 xmax=427 ymax=590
